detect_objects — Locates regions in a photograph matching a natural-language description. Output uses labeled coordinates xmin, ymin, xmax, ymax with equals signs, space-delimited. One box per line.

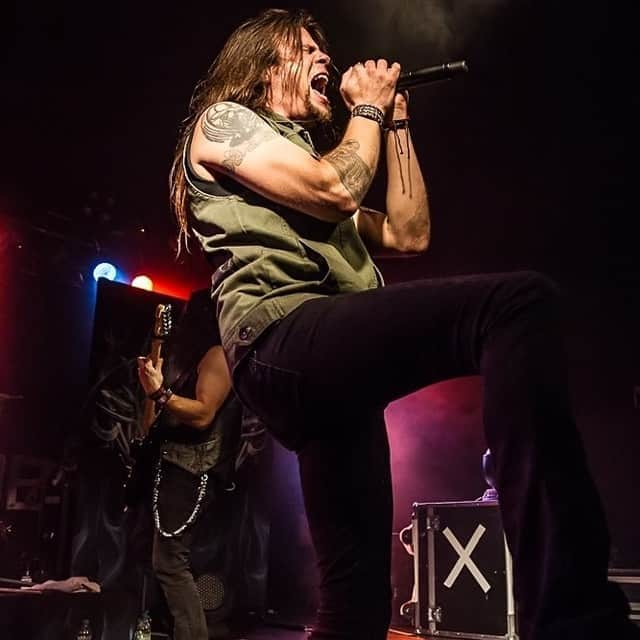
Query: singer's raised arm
xmin=354 ymin=92 xmax=430 ymax=254
xmin=190 ymin=58 xmax=401 ymax=224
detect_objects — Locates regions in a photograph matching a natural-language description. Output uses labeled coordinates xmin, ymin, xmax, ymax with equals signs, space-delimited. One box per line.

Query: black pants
xmin=152 ymin=462 xmax=210 ymax=640
xmin=233 ymin=271 xmax=638 ymax=640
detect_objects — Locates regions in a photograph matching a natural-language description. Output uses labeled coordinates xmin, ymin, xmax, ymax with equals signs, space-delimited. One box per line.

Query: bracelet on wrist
xmin=351 ymin=104 xmax=385 ymax=129
xmin=148 ymin=385 xmax=166 ymax=401
xmin=384 ymin=118 xmax=410 ymax=132
xmin=154 ymin=387 xmax=173 ymax=412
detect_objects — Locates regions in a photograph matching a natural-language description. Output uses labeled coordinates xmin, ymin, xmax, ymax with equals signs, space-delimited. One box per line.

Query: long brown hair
xmin=169 ymin=8 xmax=328 ymax=252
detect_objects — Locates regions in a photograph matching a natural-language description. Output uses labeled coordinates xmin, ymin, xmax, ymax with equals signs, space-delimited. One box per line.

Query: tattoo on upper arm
xmin=324 ymin=140 xmax=373 ymax=204
xmin=201 ymin=102 xmax=277 ymax=173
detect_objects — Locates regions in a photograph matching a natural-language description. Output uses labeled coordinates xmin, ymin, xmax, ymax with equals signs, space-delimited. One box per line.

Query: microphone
xmin=397 ymin=60 xmax=469 ymax=91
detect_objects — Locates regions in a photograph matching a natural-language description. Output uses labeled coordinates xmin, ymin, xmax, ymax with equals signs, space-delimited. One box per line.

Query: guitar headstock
xmin=153 ymin=304 xmax=173 ymax=340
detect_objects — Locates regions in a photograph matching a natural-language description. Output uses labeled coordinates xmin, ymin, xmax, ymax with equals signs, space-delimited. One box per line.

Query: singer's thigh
xmin=252 ymin=271 xmax=548 ymax=417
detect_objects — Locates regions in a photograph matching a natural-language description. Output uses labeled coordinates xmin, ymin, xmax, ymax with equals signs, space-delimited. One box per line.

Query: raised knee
xmin=512 ymin=270 xmax=561 ymax=307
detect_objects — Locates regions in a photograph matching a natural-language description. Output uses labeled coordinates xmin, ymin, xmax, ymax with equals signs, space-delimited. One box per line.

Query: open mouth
xmin=310 ymin=72 xmax=329 ymax=103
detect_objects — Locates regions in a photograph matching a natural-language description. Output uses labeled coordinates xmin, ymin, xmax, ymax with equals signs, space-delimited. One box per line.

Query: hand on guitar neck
xmin=137 ymin=352 xmax=165 ymax=435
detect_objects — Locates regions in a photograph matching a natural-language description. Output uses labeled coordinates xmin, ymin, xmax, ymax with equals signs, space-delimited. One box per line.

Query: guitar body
xmin=123 ymin=429 xmax=163 ymax=509
xmin=123 ymin=303 xmax=172 ymax=510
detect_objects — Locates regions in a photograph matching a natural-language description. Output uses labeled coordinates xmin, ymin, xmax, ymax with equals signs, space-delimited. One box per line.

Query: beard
xmin=304 ymin=88 xmax=332 ymax=126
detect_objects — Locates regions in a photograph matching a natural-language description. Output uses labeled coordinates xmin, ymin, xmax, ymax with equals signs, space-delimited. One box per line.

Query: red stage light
xmin=131 ymin=275 xmax=153 ymax=291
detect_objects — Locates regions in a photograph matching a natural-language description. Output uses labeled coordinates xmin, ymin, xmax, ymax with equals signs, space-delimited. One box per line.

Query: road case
xmin=409 ymin=500 xmax=517 ymax=639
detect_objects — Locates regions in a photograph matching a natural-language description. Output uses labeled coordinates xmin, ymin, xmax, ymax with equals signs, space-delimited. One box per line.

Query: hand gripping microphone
xmin=397 ymin=60 xmax=469 ymax=90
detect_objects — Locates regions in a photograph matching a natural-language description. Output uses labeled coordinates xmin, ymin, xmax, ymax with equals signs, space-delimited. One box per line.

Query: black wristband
xmin=148 ymin=385 xmax=166 ymax=400
xmin=154 ymin=387 xmax=173 ymax=412
xmin=384 ymin=118 xmax=410 ymax=132
xmin=351 ymin=104 xmax=385 ymax=128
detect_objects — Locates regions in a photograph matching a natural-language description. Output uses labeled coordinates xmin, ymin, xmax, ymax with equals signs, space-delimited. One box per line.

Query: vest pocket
xmin=298 ymin=239 xmax=332 ymax=286
xmin=211 ymin=254 xmax=241 ymax=292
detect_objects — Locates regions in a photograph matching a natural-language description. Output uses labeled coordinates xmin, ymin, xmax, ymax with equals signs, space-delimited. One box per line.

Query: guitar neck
xmin=141 ymin=338 xmax=164 ymax=435
xmin=149 ymin=338 xmax=162 ymax=367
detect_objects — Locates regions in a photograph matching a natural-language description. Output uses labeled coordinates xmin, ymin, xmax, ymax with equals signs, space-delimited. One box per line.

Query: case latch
xmin=426 ymin=515 xmax=440 ymax=531
xmin=428 ymin=606 xmax=442 ymax=623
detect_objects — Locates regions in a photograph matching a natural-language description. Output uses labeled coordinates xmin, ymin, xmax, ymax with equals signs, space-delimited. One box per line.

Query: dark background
xmin=0 ymin=0 xmax=637 ymax=617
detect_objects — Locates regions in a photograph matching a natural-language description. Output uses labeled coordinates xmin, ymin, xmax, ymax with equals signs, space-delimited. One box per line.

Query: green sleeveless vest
xmin=185 ymin=107 xmax=382 ymax=368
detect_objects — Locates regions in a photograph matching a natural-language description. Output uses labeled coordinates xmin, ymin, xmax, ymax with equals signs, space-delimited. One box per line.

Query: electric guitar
xmin=123 ymin=303 xmax=173 ymax=509
xmin=141 ymin=303 xmax=173 ymax=434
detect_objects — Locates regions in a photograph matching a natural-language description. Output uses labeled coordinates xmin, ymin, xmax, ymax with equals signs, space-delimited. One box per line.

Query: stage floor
xmin=0 ymin=588 xmax=418 ymax=640
xmin=237 ymin=628 xmax=414 ymax=639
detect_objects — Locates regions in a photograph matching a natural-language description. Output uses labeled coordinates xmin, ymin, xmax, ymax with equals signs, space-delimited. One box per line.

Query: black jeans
xmin=152 ymin=461 xmax=210 ymax=640
xmin=233 ymin=271 xmax=638 ymax=640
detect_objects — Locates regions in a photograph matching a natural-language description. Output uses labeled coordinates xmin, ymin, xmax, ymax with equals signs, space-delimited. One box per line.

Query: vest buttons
xmin=238 ymin=326 xmax=254 ymax=341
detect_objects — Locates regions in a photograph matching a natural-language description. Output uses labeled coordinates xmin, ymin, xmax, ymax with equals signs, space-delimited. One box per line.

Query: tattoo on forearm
xmin=201 ymin=102 xmax=277 ymax=173
xmin=324 ymin=140 xmax=373 ymax=204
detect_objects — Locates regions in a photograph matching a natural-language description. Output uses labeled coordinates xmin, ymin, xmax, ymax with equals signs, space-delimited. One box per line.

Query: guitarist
xmin=136 ymin=289 xmax=249 ymax=640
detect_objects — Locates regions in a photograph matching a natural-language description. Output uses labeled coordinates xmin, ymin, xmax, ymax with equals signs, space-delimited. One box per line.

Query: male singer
xmin=167 ymin=8 xmax=637 ymax=640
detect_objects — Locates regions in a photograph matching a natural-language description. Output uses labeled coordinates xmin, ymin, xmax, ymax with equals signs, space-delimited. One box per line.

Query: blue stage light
xmin=93 ymin=262 xmax=117 ymax=282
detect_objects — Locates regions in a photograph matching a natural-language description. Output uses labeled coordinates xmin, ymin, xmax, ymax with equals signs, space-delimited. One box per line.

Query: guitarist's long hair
xmin=162 ymin=289 xmax=220 ymax=389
